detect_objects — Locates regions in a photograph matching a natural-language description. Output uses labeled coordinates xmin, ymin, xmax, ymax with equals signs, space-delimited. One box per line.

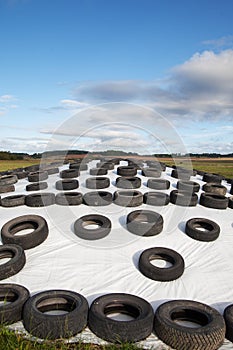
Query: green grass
xmin=0 ymin=160 xmax=40 ymax=172
xmin=160 ymin=158 xmax=233 ymax=178
xmin=0 ymin=327 xmax=143 ymax=350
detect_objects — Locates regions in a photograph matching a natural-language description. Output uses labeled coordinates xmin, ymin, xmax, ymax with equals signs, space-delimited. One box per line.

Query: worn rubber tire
xmin=202 ymin=173 xmax=222 ymax=184
xmin=74 ymin=214 xmax=111 ymax=240
xmin=23 ymin=289 xmax=88 ymax=340
xmin=147 ymin=179 xmax=170 ymax=190
xmin=1 ymin=214 xmax=49 ymax=249
xmin=25 ymin=193 xmax=55 ymax=207
xmin=88 ymin=293 xmax=154 ymax=343
xmin=224 ymin=304 xmax=233 ymax=343
xmin=170 ymin=190 xmax=198 ymax=206
xmin=115 ymin=176 xmax=141 ymax=189
xmin=55 ymin=192 xmax=82 ymax=206
xmin=141 ymin=168 xmax=161 ymax=178
xmin=177 ymin=180 xmax=200 ymax=193
xmin=113 ymin=190 xmax=143 ymax=207
xmin=0 ymin=175 xmax=18 ymax=186
xmin=26 ymin=182 xmax=48 ymax=191
xmin=90 ymin=168 xmax=108 ymax=176
xmin=0 ymin=185 xmax=15 ymax=194
xmin=60 ymin=169 xmax=80 ymax=178
xmin=139 ymin=247 xmax=184 ymax=281
xmin=46 ymin=167 xmax=59 ymax=175
xmin=86 ymin=177 xmax=110 ymax=189
xmin=154 ymin=299 xmax=226 ymax=350
xmin=185 ymin=218 xmax=220 ymax=242
xmin=126 ymin=210 xmax=163 ymax=236
xmin=96 ymin=162 xmax=115 ymax=170
xmin=202 ymin=183 xmax=227 ymax=195
xmin=28 ymin=171 xmax=48 ymax=182
xmin=55 ymin=179 xmax=79 ymax=190
xmin=200 ymin=193 xmax=228 ymax=209
xmin=143 ymin=192 xmax=170 ymax=206
xmin=1 ymin=194 xmax=26 ymax=207
xmin=231 ymin=183 xmax=233 ymax=195
xmin=171 ymin=169 xmax=191 ymax=180
xmin=0 ymin=283 xmax=30 ymax=325
xmin=83 ymin=191 xmax=112 ymax=206
xmin=117 ymin=166 xmax=137 ymax=177
xmin=229 ymin=196 xmax=233 ymax=209
xmin=0 ymin=244 xmax=26 ymax=280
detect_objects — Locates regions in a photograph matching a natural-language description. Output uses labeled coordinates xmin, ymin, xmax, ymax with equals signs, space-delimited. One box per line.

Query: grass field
xmin=159 ymin=158 xmax=233 ymax=178
xmin=0 ymin=157 xmax=232 ymax=178
xmin=0 ymin=160 xmax=40 ymax=172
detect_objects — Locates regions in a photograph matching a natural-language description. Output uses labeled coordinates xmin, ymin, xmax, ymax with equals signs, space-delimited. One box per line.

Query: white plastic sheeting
xmin=0 ymin=160 xmax=233 ymax=349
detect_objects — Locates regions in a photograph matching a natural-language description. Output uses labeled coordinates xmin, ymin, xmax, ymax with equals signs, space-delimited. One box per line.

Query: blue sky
xmin=0 ymin=0 xmax=233 ymax=154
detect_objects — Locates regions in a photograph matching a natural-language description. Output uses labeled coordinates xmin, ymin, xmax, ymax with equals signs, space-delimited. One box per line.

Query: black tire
xmin=185 ymin=218 xmax=220 ymax=242
xmin=0 ymin=244 xmax=26 ymax=280
xmin=224 ymin=304 xmax=233 ymax=342
xmin=117 ymin=166 xmax=137 ymax=177
xmin=200 ymin=193 xmax=228 ymax=209
xmin=26 ymin=182 xmax=48 ymax=191
xmin=113 ymin=190 xmax=143 ymax=207
xmin=74 ymin=214 xmax=111 ymax=240
xmin=139 ymin=247 xmax=184 ymax=281
xmin=55 ymin=179 xmax=79 ymax=190
xmin=1 ymin=214 xmax=49 ymax=249
xmin=46 ymin=167 xmax=59 ymax=175
xmin=141 ymin=168 xmax=161 ymax=178
xmin=90 ymin=168 xmax=108 ymax=176
xmin=115 ymin=176 xmax=141 ymax=189
xmin=69 ymin=162 xmax=81 ymax=169
xmin=28 ymin=171 xmax=48 ymax=182
xmin=60 ymin=169 xmax=80 ymax=178
xmin=0 ymin=175 xmax=18 ymax=186
xmin=143 ymin=192 xmax=170 ymax=206
xmin=0 ymin=283 xmax=30 ymax=325
xmin=170 ymin=190 xmax=198 ymax=206
xmin=229 ymin=196 xmax=233 ymax=209
xmin=88 ymin=293 xmax=154 ymax=343
xmin=154 ymin=299 xmax=225 ymax=350
xmin=13 ymin=171 xmax=28 ymax=179
xmin=202 ymin=183 xmax=227 ymax=195
xmin=55 ymin=192 xmax=82 ymax=206
xmin=231 ymin=183 xmax=233 ymax=195
xmin=1 ymin=194 xmax=26 ymax=207
xmin=24 ymin=164 xmax=40 ymax=173
xmin=202 ymin=173 xmax=222 ymax=184
xmin=147 ymin=179 xmax=170 ymax=190
xmin=96 ymin=162 xmax=115 ymax=170
xmin=171 ymin=169 xmax=191 ymax=180
xmin=177 ymin=180 xmax=200 ymax=193
xmin=25 ymin=193 xmax=55 ymax=207
xmin=22 ymin=289 xmax=88 ymax=340
xmin=0 ymin=185 xmax=15 ymax=194
xmin=126 ymin=210 xmax=163 ymax=236
xmin=86 ymin=177 xmax=110 ymax=189
xmin=83 ymin=191 xmax=112 ymax=206
xmin=79 ymin=163 xmax=88 ymax=171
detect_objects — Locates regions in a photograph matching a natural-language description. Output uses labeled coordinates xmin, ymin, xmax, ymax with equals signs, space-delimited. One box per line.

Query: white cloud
xmin=202 ymin=35 xmax=233 ymax=49
xmin=69 ymin=50 xmax=233 ymax=122
xmin=0 ymin=94 xmax=16 ymax=103
xmin=60 ymin=99 xmax=89 ymax=109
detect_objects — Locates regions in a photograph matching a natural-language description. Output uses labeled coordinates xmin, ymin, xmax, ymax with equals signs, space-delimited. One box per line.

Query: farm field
xmin=0 ymin=160 xmax=40 ymax=172
xmin=0 ymin=157 xmax=232 ymax=179
xmin=159 ymin=157 xmax=233 ymax=178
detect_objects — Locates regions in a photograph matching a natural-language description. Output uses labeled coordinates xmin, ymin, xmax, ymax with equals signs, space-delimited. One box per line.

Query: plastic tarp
xmin=1 ymin=160 xmax=233 ymax=349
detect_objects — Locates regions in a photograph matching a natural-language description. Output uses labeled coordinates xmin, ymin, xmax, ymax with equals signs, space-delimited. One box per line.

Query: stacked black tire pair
xmin=0 ymin=174 xmax=17 ymax=194
xmin=0 ymin=215 xmax=49 ymax=280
